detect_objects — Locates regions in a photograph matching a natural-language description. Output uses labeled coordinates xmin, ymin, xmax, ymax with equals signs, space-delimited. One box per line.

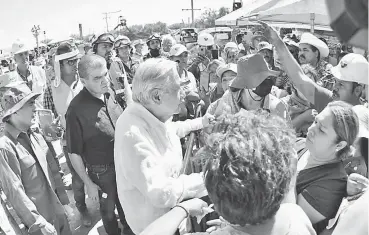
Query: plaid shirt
xmin=43 ymin=82 xmax=58 ymax=118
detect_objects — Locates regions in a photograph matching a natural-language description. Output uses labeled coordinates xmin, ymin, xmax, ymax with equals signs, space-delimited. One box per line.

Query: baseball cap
xmin=169 ymin=44 xmax=188 ymax=57
xmin=331 ymin=53 xmax=368 ymax=85
xmin=216 ymin=63 xmax=237 ymax=78
xmin=231 ymin=54 xmax=280 ymax=89
xmin=257 ymin=42 xmax=273 ymax=52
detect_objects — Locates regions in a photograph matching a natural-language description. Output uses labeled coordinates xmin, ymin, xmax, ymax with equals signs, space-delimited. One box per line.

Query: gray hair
xmin=78 ymin=54 xmax=106 ymax=79
xmin=132 ymin=58 xmax=179 ymax=105
xmin=162 ymin=35 xmax=176 ymax=45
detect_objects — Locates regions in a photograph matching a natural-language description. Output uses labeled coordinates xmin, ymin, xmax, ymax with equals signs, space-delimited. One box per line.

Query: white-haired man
xmin=114 ymin=58 xmax=214 ymax=234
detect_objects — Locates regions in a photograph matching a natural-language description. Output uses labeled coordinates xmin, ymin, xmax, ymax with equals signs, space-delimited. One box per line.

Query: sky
xmin=0 ymin=0 xmax=232 ymax=50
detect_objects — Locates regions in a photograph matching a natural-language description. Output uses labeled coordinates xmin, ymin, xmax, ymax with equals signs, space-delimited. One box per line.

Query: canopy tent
xmin=215 ymin=0 xmax=273 ymax=26
xmin=241 ymin=0 xmax=331 ymax=32
xmin=47 ymin=37 xmax=73 ymax=45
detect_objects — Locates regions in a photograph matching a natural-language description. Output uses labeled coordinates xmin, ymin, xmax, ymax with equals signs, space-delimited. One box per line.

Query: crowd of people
xmin=0 ymin=16 xmax=368 ymax=235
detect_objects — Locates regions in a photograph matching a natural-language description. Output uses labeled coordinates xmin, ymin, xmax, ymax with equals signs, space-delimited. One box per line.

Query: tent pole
xmin=310 ymin=13 xmax=315 ymax=33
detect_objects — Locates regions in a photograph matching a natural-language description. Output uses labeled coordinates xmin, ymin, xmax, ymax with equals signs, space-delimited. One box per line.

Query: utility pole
xmin=182 ymin=0 xmax=200 ymax=26
xmin=102 ymin=10 xmax=121 ymax=32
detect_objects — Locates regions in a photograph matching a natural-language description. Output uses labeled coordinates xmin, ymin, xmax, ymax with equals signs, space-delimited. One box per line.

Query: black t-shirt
xmin=65 ymin=88 xmax=117 ymax=165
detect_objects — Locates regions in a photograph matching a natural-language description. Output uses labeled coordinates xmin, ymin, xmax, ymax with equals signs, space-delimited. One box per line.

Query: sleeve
xmin=65 ymin=108 xmax=84 ymax=156
xmin=170 ymin=118 xmax=204 ymax=139
xmin=117 ymin=128 xmax=205 ymax=208
xmin=43 ymin=85 xmax=57 ymax=118
xmin=187 ymin=71 xmax=199 ymax=93
xmin=109 ymin=60 xmax=124 ymax=90
xmin=301 ymin=179 xmax=347 ymax=219
xmin=0 ymin=149 xmax=48 ymax=232
xmin=313 ymin=85 xmax=333 ymax=113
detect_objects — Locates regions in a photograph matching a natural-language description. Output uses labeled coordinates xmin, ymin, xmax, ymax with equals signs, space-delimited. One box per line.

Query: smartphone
xmin=37 ymin=109 xmax=54 ymax=129
xmin=200 ymin=71 xmax=210 ymax=91
xmin=211 ymin=49 xmax=219 ymax=59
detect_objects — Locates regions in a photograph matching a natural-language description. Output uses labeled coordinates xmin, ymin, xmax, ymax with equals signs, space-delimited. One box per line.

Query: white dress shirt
xmin=114 ymin=102 xmax=205 ymax=234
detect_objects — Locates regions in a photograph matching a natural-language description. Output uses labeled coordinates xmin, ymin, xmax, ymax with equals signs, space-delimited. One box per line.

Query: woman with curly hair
xmin=296 ymin=101 xmax=359 ymax=234
xmin=140 ymin=110 xmax=316 ymax=235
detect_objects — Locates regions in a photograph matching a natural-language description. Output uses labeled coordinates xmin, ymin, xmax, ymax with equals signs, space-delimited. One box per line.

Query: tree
xmin=194 ymin=7 xmax=231 ymax=28
xmin=218 ymin=7 xmax=230 ymax=18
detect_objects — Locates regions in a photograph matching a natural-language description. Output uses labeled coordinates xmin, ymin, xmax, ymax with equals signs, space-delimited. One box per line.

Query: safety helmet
xmin=197 ymin=33 xmax=215 ymax=47
xmin=114 ymin=35 xmax=131 ymax=49
xmin=146 ymin=33 xmax=162 ymax=46
xmin=91 ymin=33 xmax=115 ymax=46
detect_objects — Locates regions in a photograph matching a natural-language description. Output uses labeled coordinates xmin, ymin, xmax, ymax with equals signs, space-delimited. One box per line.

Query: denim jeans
xmin=62 ymin=146 xmax=87 ymax=212
xmin=87 ymin=164 xmax=129 ymax=235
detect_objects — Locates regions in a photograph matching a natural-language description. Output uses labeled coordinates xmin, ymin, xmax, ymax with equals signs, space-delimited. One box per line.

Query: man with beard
xmin=143 ymin=34 xmax=163 ymax=60
xmin=298 ymin=33 xmax=332 ymax=81
xmin=92 ymin=33 xmax=115 ymax=69
xmin=261 ymin=21 xmax=368 ymax=113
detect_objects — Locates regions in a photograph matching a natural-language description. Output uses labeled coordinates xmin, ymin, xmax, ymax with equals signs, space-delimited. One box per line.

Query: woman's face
xmin=306 ymin=107 xmax=344 ymax=162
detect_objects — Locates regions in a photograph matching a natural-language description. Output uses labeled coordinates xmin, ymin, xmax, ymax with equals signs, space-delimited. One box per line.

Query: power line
xmin=102 ymin=10 xmax=122 ymax=32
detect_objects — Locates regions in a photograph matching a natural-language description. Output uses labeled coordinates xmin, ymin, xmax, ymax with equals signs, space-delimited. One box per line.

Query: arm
xmin=116 ymin=129 xmax=205 ymax=208
xmin=0 ymin=149 xmax=48 ymax=233
xmin=140 ymin=206 xmax=187 ymax=235
xmin=297 ymin=194 xmax=326 ymax=224
xmin=260 ymin=21 xmax=331 ymax=106
xmin=171 ymin=117 xmax=203 ymax=138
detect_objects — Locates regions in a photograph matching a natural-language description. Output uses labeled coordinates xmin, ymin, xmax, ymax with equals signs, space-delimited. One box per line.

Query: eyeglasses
xmin=66 ymin=59 xmax=79 ymax=66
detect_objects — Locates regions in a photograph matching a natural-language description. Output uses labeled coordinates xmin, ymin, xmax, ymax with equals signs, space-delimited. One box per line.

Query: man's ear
xmin=151 ymin=89 xmax=162 ymax=105
xmin=80 ymin=78 xmax=87 ymax=86
xmin=354 ymin=84 xmax=363 ymax=98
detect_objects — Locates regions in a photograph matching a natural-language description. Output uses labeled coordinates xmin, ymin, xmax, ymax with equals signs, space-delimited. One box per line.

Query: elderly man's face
xmin=14 ymin=51 xmax=29 ymax=65
xmin=11 ymin=98 xmax=37 ymax=129
xmin=158 ymin=69 xmax=182 ymax=115
xmin=163 ymin=41 xmax=173 ymax=53
xmin=82 ymin=64 xmax=110 ymax=96
xmin=135 ymin=44 xmax=143 ymax=53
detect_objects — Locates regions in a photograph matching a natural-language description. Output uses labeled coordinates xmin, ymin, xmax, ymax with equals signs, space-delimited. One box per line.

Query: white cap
xmin=331 ymin=53 xmax=368 ymax=85
xmin=169 ymin=44 xmax=188 ymax=57
xmin=11 ymin=39 xmax=32 ymax=55
xmin=299 ymin=33 xmax=329 ymax=58
xmin=197 ymin=33 xmax=214 ymax=47
xmin=224 ymin=42 xmax=238 ymax=53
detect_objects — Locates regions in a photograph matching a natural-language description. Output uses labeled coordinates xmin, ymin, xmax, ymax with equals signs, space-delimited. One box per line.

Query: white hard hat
xmin=197 ymin=33 xmax=214 ymax=47
xmin=224 ymin=42 xmax=238 ymax=53
xmin=331 ymin=53 xmax=369 ymax=85
xmin=11 ymin=39 xmax=32 ymax=55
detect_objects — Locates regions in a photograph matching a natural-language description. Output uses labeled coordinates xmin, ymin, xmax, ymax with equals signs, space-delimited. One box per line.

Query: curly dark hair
xmin=202 ymin=110 xmax=297 ymax=226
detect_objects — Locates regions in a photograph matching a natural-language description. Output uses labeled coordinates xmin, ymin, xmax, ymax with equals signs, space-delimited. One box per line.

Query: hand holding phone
xmin=200 ymin=71 xmax=211 ymax=92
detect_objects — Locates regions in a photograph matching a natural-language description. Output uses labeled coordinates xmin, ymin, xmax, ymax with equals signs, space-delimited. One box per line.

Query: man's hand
xmin=41 ymin=222 xmax=57 ymax=235
xmin=257 ymin=21 xmax=282 ymax=44
xmin=179 ymin=198 xmax=208 ymax=217
xmin=86 ymin=181 xmax=100 ymax=202
xmin=202 ymin=113 xmax=215 ymax=127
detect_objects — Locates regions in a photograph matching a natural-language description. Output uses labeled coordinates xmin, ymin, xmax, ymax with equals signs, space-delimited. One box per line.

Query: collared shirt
xmin=114 ymin=102 xmax=205 ymax=234
xmin=66 ymin=87 xmax=123 ymax=165
xmin=0 ymin=123 xmax=66 ymax=233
